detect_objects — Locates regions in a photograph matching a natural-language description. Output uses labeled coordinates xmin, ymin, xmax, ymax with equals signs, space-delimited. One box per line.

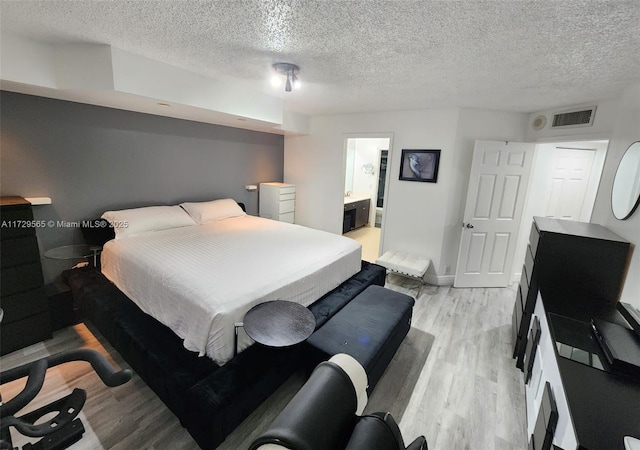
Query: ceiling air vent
xmin=551 ymin=106 xmax=597 ymax=129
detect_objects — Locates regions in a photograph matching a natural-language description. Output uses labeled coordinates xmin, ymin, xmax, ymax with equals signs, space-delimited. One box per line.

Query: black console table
xmin=234 ymin=300 xmax=316 ymax=356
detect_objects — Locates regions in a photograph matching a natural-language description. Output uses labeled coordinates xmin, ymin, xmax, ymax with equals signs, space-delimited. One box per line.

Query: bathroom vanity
xmin=343 ymin=195 xmax=371 ymax=234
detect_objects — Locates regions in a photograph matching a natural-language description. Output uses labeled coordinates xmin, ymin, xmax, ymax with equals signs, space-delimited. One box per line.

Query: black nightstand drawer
xmin=0 ymin=311 xmax=52 ymax=356
xmin=0 ymin=262 xmax=45 ymax=297
xmin=0 ymin=207 xmax=36 ymax=239
xmin=2 ymin=287 xmax=48 ymax=322
xmin=529 ymin=221 xmax=540 ymax=259
xmin=1 ymin=236 xmax=41 ymax=268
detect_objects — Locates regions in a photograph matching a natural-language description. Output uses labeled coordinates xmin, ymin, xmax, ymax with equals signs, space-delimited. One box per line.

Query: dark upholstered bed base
xmin=65 ymin=262 xmax=385 ymax=449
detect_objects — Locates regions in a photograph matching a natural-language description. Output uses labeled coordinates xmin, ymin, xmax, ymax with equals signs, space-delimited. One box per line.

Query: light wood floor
xmin=344 ymin=225 xmax=381 ymax=263
xmin=1 ymin=276 xmax=526 ymax=450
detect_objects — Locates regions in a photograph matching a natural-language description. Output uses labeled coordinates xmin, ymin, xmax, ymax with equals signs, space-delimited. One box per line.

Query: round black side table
xmin=234 ymin=300 xmax=316 ymax=356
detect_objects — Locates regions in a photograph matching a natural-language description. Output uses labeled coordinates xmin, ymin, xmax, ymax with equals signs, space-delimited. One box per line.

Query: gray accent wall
xmin=1 ymin=91 xmax=284 ymax=281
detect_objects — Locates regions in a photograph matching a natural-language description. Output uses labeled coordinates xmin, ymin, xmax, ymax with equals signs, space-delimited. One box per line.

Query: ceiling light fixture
xmin=272 ymin=63 xmax=300 ymax=92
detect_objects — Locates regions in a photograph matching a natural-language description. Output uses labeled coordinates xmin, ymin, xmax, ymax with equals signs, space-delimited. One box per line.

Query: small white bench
xmin=375 ymin=250 xmax=430 ymax=296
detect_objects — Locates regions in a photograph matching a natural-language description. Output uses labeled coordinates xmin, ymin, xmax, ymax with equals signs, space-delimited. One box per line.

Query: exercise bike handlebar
xmin=1 ymin=349 xmax=132 ymax=417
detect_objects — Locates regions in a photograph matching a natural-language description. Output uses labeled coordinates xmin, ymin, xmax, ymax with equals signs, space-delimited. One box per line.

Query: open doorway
xmin=526 ymin=140 xmax=608 ymax=221
xmin=455 ymin=139 xmax=608 ymax=288
xmin=342 ymin=135 xmax=392 ymax=263
xmin=512 ymin=138 xmax=608 ymax=282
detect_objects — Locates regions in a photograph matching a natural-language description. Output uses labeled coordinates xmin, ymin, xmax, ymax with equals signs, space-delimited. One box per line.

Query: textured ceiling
xmin=1 ymin=0 xmax=640 ymax=115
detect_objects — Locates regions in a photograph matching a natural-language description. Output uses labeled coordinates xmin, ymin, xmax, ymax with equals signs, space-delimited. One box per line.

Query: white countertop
xmin=344 ymin=195 xmax=371 ymax=205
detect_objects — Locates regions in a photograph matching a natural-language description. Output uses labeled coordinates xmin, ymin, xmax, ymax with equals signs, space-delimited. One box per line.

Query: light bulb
xmin=292 ymin=73 xmax=301 ymax=90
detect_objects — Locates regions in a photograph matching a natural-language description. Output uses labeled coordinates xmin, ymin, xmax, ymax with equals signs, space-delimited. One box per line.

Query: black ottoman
xmin=305 ymin=285 xmax=414 ymax=394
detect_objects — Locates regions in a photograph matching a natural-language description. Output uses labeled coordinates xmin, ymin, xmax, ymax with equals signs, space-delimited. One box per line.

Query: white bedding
xmin=101 ymin=215 xmax=361 ymax=365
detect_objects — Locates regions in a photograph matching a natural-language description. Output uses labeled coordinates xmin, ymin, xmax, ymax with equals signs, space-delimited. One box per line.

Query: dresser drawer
xmin=279 ymin=212 xmax=295 ymax=223
xmin=512 ymin=286 xmax=525 ymax=357
xmin=529 ymin=221 xmax=540 ymax=259
xmin=0 ymin=311 xmax=52 ymax=356
xmin=279 ymin=193 xmax=295 ymax=201
xmin=524 ymin=246 xmax=535 ymax=285
xmin=278 ymin=186 xmax=296 ymax=195
xmin=0 ymin=262 xmax=45 ymax=297
xmin=512 ymin=301 xmax=519 ymax=350
xmin=530 ymin=382 xmax=559 ymax=450
xmin=515 ymin=285 xmax=524 ymax=332
xmin=525 ymin=296 xmax=577 ymax=450
xmin=520 ymin=265 xmax=529 ymax=293
xmin=1 ymin=236 xmax=41 ymax=268
xmin=2 ymin=287 xmax=48 ymax=322
xmin=278 ymin=199 xmax=295 ymax=214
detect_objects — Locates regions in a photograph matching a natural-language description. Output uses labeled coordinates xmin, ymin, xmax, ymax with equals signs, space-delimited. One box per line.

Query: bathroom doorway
xmin=342 ymin=135 xmax=392 ymax=262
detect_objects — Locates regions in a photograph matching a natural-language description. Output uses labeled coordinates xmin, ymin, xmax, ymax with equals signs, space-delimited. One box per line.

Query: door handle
xmin=464 ymin=223 xmax=474 ymax=229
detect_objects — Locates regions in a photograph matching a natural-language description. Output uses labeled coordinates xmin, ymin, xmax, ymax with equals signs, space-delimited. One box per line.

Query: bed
xmin=69 ymin=199 xmax=384 ymax=449
xmin=100 ymin=208 xmax=361 ymax=364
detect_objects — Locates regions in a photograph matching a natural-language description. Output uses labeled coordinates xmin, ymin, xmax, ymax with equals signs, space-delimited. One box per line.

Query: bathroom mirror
xmin=611 ymin=141 xmax=640 ymax=220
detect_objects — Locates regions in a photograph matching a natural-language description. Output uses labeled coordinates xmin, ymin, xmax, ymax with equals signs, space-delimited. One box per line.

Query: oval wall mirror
xmin=611 ymin=141 xmax=640 ymax=220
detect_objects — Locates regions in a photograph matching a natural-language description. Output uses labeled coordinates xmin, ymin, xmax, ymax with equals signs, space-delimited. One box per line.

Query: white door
xmin=454 ymin=140 xmax=535 ymax=288
xmin=542 ymin=148 xmax=596 ymax=221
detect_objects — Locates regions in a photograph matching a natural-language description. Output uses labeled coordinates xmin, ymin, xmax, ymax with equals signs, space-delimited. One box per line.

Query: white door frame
xmin=341 ymin=132 xmax=394 ymax=256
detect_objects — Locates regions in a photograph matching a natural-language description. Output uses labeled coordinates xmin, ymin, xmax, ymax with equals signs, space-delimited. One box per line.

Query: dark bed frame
xmin=69 ymin=204 xmax=386 ymax=449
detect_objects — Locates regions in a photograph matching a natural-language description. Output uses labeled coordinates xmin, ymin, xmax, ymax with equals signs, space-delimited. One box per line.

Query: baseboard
xmin=424 ymin=273 xmax=518 ymax=288
xmin=512 ymin=271 xmax=522 ymax=285
xmin=425 ymin=273 xmax=454 ymax=286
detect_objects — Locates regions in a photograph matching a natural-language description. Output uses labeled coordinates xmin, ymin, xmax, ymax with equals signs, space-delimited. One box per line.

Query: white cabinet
xmin=259 ymin=182 xmax=295 ymax=223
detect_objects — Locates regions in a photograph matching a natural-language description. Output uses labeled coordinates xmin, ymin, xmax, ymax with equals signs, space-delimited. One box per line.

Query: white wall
xmin=1 ymin=34 xmax=56 ymax=88
xmin=285 ymin=107 xmax=528 ymax=284
xmin=285 ymin=109 xmax=459 ymax=281
xmin=443 ymin=109 xmax=529 ymax=280
xmin=590 ymin=83 xmax=640 ymax=309
xmin=354 ymin=139 xmax=386 ymax=197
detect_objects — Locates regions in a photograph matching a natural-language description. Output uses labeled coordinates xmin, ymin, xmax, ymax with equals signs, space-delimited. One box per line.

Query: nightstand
xmin=44 ymin=244 xmax=102 ymax=268
xmin=259 ymin=182 xmax=295 ymax=223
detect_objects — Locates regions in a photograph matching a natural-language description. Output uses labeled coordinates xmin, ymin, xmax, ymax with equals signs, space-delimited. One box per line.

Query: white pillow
xmin=101 ymin=205 xmax=196 ymax=239
xmin=180 ymin=199 xmax=246 ymax=224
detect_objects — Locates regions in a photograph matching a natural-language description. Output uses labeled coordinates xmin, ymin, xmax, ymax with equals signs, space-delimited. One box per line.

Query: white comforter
xmin=101 ymin=215 xmax=361 ymax=364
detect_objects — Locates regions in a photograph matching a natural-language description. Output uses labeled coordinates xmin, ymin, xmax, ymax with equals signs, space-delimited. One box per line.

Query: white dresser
xmin=259 ymin=182 xmax=295 ymax=223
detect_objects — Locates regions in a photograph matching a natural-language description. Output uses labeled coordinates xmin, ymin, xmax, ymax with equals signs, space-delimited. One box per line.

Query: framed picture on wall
xmin=399 ymin=149 xmax=441 ymax=182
